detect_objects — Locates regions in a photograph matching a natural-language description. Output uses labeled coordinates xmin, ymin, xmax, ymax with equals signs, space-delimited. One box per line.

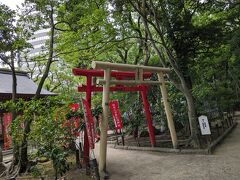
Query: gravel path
xmin=95 ymin=121 xmax=240 ymax=180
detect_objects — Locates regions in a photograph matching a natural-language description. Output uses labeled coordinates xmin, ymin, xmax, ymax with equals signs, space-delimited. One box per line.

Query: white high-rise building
xmin=27 ymin=29 xmax=50 ymax=57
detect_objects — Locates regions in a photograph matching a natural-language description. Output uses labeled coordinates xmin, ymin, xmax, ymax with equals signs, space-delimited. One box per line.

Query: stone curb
xmin=208 ymin=122 xmax=237 ymax=154
xmin=112 ymin=144 xmax=206 ymax=154
xmin=110 ymin=122 xmax=237 ymax=155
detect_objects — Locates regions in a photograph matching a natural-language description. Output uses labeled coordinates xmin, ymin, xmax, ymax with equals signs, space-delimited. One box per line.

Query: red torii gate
xmin=72 ymin=68 xmax=156 ymax=163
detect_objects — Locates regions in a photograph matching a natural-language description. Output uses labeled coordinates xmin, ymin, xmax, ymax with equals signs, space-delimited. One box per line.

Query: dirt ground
xmin=93 ymin=120 xmax=240 ymax=180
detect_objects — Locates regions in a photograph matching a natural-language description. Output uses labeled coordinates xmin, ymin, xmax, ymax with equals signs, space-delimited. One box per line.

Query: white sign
xmin=198 ymin=115 xmax=211 ymax=135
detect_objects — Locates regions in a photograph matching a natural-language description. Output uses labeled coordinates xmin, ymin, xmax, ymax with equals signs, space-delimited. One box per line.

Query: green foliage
xmin=91 ymin=105 xmax=103 ymax=119
xmin=30 ymin=166 xmax=42 ymax=178
xmin=0 ymin=3 xmax=29 ymax=67
xmin=65 ymin=109 xmax=83 ymax=120
xmin=0 ymin=95 xmax=78 ymax=177
xmin=0 ymin=3 xmax=16 ymax=51
xmin=46 ymin=147 xmax=69 ymax=179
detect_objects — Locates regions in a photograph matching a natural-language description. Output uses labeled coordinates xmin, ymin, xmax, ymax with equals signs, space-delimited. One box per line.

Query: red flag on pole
xmin=81 ymin=98 xmax=95 ymax=149
xmin=109 ymin=100 xmax=123 ymax=131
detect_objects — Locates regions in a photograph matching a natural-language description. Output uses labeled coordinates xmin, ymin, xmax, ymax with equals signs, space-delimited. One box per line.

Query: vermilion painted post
xmin=84 ymin=75 xmax=92 ymax=166
xmin=140 ymin=87 xmax=156 ymax=147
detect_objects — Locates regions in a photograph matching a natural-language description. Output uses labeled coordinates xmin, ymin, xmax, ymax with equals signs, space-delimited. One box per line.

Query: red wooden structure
xmin=72 ymin=68 xmax=156 ymax=163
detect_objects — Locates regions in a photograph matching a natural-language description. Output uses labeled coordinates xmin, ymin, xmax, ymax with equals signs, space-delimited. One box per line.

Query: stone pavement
xmin=95 ymin=121 xmax=240 ymax=180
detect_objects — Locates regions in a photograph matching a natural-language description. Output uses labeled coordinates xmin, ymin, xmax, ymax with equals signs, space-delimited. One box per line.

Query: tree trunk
xmin=35 ymin=9 xmax=55 ymax=98
xmin=10 ymin=51 xmax=20 ymax=165
xmin=182 ymin=86 xmax=200 ymax=147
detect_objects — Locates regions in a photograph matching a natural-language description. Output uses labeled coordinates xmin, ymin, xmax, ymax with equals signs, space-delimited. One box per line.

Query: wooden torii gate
xmin=72 ymin=68 xmax=158 ymax=165
xmin=91 ymin=61 xmax=178 ymax=177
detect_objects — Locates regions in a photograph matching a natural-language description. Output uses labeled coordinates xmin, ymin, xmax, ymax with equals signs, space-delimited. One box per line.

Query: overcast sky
xmin=0 ymin=0 xmax=24 ymax=10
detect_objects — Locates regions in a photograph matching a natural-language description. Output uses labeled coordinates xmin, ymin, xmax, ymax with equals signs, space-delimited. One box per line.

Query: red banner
xmin=81 ymin=99 xmax=95 ymax=149
xmin=109 ymin=100 xmax=123 ymax=131
xmin=3 ymin=113 xmax=12 ymax=150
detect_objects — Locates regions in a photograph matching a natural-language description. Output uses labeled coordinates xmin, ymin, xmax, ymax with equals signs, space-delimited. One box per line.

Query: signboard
xmin=81 ymin=98 xmax=95 ymax=149
xmin=3 ymin=113 xmax=12 ymax=150
xmin=198 ymin=115 xmax=211 ymax=135
xmin=109 ymin=100 xmax=123 ymax=131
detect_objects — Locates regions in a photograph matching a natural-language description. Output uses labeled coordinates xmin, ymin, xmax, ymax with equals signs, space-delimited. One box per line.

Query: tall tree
xmin=17 ymin=0 xmax=64 ymax=172
xmin=0 ymin=4 xmax=29 ymax=174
